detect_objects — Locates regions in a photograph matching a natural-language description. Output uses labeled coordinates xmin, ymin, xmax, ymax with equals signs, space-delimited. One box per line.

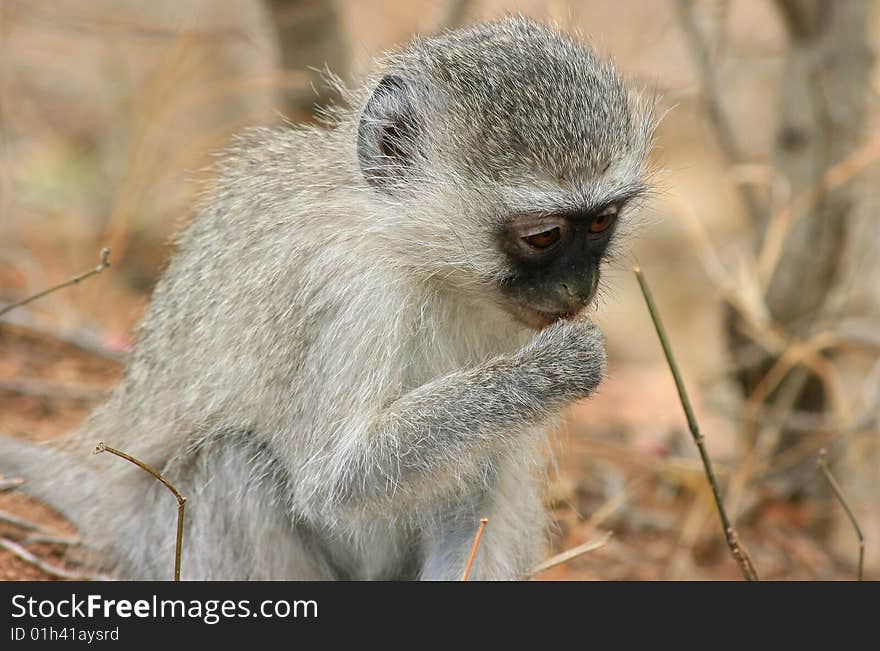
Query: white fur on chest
xmin=401 ymin=290 xmax=532 ymax=391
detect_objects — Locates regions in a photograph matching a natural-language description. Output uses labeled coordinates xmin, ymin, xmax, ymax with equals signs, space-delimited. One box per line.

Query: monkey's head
xmin=355 ymin=17 xmax=655 ymax=330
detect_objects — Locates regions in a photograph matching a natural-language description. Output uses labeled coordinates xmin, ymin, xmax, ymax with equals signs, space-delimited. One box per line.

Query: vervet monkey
xmin=0 ymin=17 xmax=654 ymax=580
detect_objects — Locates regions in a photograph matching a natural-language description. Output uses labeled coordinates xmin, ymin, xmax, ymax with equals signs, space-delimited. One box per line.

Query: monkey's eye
xmin=589 ymin=205 xmax=619 ymax=234
xmin=522 ymin=227 xmax=561 ymax=250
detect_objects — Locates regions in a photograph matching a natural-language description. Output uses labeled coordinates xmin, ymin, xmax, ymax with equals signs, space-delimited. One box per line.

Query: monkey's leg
xmin=109 ymin=432 xmax=337 ymax=580
xmin=419 ymin=453 xmax=547 ymax=581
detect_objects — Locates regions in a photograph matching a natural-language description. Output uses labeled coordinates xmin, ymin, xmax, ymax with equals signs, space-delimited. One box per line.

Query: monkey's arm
xmin=326 ymin=320 xmax=604 ymax=513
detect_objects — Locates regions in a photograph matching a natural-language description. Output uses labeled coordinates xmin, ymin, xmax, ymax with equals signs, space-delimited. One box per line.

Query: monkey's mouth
xmin=497 ymin=272 xmax=600 ymax=330
xmin=508 ymin=303 xmax=586 ymax=330
xmin=536 ymin=308 xmax=578 ymax=323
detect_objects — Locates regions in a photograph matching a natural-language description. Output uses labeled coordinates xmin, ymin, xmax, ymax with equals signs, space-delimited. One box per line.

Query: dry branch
xmin=0 ymin=537 xmax=92 ymax=581
xmin=461 ymin=517 xmax=488 ymax=581
xmin=0 ymin=248 xmax=110 ymax=319
xmin=634 ymin=266 xmax=759 ymax=581
xmin=529 ymin=531 xmax=613 ymax=577
xmin=0 ymin=477 xmax=24 ymax=492
xmin=817 ymin=449 xmax=864 ymax=581
xmin=94 ymin=442 xmax=186 ymax=581
xmin=0 ymin=509 xmax=48 ymax=533
xmin=757 ymin=131 xmax=880 ymax=285
xmin=23 ymin=533 xmax=82 ymax=547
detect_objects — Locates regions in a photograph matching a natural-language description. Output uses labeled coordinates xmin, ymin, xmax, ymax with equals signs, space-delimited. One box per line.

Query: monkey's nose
xmin=558 ymin=276 xmax=595 ymax=312
xmin=558 ymin=283 xmax=583 ymax=315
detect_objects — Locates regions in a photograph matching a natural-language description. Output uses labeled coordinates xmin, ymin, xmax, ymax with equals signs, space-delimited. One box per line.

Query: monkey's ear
xmin=357 ymin=75 xmax=422 ymax=192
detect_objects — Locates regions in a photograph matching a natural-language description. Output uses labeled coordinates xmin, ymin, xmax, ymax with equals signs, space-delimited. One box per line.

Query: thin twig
xmin=23 ymin=533 xmax=82 ymax=547
xmin=0 ymin=248 xmax=110 ymax=319
xmin=0 ymin=477 xmax=24 ymax=492
xmin=0 ymin=537 xmax=93 ymax=580
xmin=582 ymin=478 xmax=649 ymax=532
xmin=817 ymin=449 xmax=864 ymax=581
xmin=634 ymin=266 xmax=759 ymax=581
xmin=529 ymin=531 xmax=613 ymax=577
xmin=461 ymin=517 xmax=488 ymax=581
xmin=757 ymin=130 xmax=880 ymax=284
xmin=94 ymin=442 xmax=186 ymax=581
xmin=0 ymin=509 xmax=48 ymax=533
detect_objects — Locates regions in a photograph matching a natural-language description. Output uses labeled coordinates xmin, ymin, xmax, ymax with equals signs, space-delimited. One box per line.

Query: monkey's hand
xmin=521 ymin=318 xmax=607 ymax=398
xmin=321 ymin=318 xmax=606 ymax=516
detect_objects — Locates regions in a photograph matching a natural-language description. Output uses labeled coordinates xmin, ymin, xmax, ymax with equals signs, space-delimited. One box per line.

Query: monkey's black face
xmin=495 ymin=201 xmax=621 ymax=329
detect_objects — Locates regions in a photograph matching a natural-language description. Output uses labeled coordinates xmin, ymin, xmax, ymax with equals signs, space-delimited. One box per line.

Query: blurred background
xmin=1 ymin=0 xmax=878 ymax=580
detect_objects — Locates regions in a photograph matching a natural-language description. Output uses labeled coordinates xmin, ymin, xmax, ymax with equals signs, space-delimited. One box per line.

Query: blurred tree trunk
xmin=265 ymin=0 xmax=348 ymax=120
xmin=726 ymin=0 xmax=879 ymax=572
xmin=764 ymin=1 xmax=873 ymax=327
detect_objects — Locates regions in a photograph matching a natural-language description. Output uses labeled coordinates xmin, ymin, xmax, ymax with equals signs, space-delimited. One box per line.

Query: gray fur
xmin=0 ymin=17 xmax=653 ymax=580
